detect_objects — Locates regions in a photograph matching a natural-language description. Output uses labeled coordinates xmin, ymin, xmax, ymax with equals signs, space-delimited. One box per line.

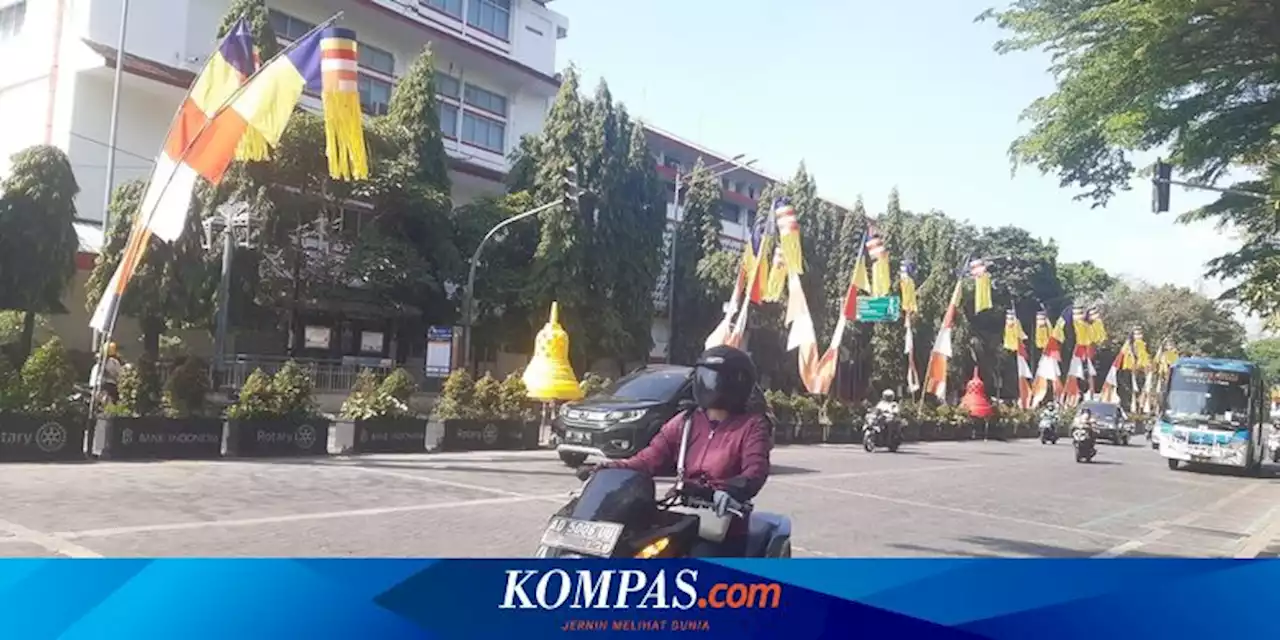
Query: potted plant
xmin=96 ymin=355 xmax=222 ymax=460
xmin=822 ymin=399 xmax=855 ymax=443
xmin=0 ymin=338 xmax=88 ymax=462
xmin=792 ymin=393 xmax=822 ymax=443
xmin=225 ymin=361 xmax=329 ymax=457
xmin=899 ymin=399 xmax=924 ymax=442
xmin=342 ymin=368 xmax=427 ymax=454
xmin=435 ymin=370 xmax=540 ymax=452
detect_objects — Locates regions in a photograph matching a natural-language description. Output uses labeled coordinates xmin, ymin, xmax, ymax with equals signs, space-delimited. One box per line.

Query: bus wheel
xmin=1167 ymin=459 xmax=1180 ymax=471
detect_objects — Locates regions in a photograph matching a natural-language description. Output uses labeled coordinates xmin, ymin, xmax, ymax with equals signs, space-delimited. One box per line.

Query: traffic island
xmin=94 ymin=417 xmax=223 ymax=460
xmin=0 ymin=413 xmax=88 ymax=462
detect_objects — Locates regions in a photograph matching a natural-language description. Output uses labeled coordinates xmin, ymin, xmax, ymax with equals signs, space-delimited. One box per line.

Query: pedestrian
xmin=91 ymin=342 xmax=124 ymax=405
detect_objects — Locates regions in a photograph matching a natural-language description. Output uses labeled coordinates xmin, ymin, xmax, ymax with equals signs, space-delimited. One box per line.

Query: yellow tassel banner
xmin=973 ymin=273 xmax=992 ymax=312
xmin=851 ymin=252 xmax=870 ymax=294
xmin=779 ymin=234 xmax=804 ymax=277
xmin=235 ymin=128 xmax=272 ymax=162
xmin=871 ymin=258 xmax=891 ymax=297
xmin=322 ymin=90 xmax=369 ymax=181
xmin=899 ymin=274 xmax=918 ymax=314
xmin=764 ymin=247 xmax=787 ymax=302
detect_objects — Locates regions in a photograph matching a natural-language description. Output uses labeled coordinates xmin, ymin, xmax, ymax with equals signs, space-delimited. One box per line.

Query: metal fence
xmin=216 ymin=356 xmax=396 ymax=393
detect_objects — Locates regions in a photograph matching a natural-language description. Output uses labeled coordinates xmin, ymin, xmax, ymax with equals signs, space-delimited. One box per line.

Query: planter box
xmin=823 ymin=424 xmax=857 ymax=444
xmin=352 ymin=418 xmax=429 ymax=454
xmin=438 ymin=420 xmax=538 ymax=452
xmin=226 ymin=419 xmax=331 ymax=457
xmin=95 ymin=416 xmax=223 ymax=460
xmin=796 ymin=423 xmax=823 ymax=444
xmin=0 ymin=413 xmax=88 ymax=462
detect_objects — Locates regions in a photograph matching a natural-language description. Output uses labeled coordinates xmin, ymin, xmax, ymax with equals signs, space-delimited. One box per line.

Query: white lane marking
xmin=319 ymin=463 xmax=564 ymax=502
xmin=1094 ymin=482 xmax=1262 ymax=558
xmin=774 ymin=462 xmax=1006 ymax=484
xmin=1078 ymin=491 xmax=1190 ymax=529
xmin=56 ymin=493 xmax=565 ymax=540
xmin=787 ymin=481 xmax=1128 ymax=541
xmin=0 ymin=517 xmax=101 ymax=557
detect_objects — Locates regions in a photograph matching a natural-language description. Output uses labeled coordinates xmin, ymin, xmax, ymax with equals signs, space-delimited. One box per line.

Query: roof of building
xmin=640 ymin=121 xmax=860 ymax=214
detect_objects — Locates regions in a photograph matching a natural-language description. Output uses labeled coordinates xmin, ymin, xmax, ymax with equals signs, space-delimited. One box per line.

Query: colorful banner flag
xmin=763 ymin=245 xmax=786 ymax=302
xmin=1100 ymin=347 xmax=1127 ymax=404
xmin=89 ymin=19 xmax=258 ymax=332
xmin=1052 ymin=306 xmax=1071 ymax=344
xmin=1087 ymin=306 xmax=1107 ymax=345
xmin=1031 ymin=327 xmax=1063 ymax=407
xmin=899 ymin=260 xmax=918 ymax=315
xmin=773 ymin=198 xmax=803 ymax=277
xmin=922 ymin=281 xmax=964 ymax=402
xmin=970 ymin=259 xmax=992 ymax=313
xmin=1002 ymin=309 xmax=1026 ymax=352
xmin=1034 ymin=309 xmax=1050 ymax=349
xmin=1016 ymin=341 xmax=1034 ymax=408
xmin=866 ymin=224 xmax=891 ymax=297
xmin=905 ymin=314 xmax=920 ymax=393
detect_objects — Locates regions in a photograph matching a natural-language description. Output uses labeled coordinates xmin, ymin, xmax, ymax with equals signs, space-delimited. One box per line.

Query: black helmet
xmin=692 ymin=346 xmax=757 ymax=414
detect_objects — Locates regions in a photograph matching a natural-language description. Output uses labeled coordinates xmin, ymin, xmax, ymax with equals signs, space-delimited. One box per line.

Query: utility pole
xmin=102 ymin=0 xmax=130 ymax=231
xmin=665 ymin=155 xmax=756 ymax=363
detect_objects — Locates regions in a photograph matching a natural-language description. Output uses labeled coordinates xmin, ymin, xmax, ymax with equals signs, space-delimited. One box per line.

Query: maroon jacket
xmin=603 ymin=410 xmax=771 ymax=537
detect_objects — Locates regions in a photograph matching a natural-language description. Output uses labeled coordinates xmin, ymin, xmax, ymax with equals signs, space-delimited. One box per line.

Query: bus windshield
xmin=1163 ymin=366 xmax=1251 ymax=429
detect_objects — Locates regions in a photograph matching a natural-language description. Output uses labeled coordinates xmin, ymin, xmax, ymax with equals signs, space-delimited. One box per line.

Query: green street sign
xmin=857 ymin=296 xmax=901 ymax=323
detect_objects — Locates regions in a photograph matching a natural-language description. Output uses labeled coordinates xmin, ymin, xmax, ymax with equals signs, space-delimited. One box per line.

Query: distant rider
xmin=581 ymin=345 xmax=771 ymax=557
xmin=874 ymin=389 xmax=900 ymax=421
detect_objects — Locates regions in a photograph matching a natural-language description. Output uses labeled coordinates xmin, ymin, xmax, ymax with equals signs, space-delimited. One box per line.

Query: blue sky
xmin=552 ymin=0 xmax=1240 ymax=296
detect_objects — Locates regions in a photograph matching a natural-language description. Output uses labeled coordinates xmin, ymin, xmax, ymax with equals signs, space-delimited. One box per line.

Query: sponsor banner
xmin=0 ymin=413 xmax=87 ymax=462
xmin=352 ymin=418 xmax=428 ymax=454
xmin=0 ymin=559 xmax=1276 ymax=638
xmin=226 ymin=419 xmax=331 ymax=457
xmin=96 ymin=417 xmax=224 ymax=460
xmin=439 ymin=420 xmax=539 ymax=452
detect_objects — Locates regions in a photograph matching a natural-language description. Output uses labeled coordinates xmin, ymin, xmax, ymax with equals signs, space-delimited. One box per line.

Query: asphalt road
xmin=3 ymin=438 xmax=1280 ymax=558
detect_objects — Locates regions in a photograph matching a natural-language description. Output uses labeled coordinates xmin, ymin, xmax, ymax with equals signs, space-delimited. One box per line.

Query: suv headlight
xmin=605 ymin=409 xmax=646 ymax=423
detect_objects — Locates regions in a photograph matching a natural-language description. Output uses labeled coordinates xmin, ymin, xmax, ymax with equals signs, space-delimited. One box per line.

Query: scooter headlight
xmin=636 ymin=537 xmax=670 ymax=559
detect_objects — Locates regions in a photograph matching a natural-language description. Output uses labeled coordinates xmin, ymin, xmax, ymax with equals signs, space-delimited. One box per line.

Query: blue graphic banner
xmin=1 ymin=559 xmax=1278 ymax=638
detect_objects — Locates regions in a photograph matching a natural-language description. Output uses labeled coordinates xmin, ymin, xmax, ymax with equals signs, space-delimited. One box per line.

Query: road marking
xmin=786 ymin=481 xmax=1128 ymax=541
xmin=0 ymin=517 xmax=101 ymax=557
xmin=1094 ymin=482 xmax=1262 ymax=558
xmin=56 ymin=493 xmax=566 ymax=540
xmin=1078 ymin=491 xmax=1190 ymax=529
xmin=318 ymin=463 xmax=564 ymax=502
xmin=774 ymin=462 xmax=1015 ymax=484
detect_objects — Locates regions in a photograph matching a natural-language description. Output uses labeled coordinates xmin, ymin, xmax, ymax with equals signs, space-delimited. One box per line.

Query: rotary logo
xmin=121 ymin=428 xmax=134 ymax=446
xmin=482 ymin=423 xmax=500 ymax=446
xmin=35 ymin=423 xmax=67 ymax=453
xmin=295 ymin=425 xmax=317 ymax=450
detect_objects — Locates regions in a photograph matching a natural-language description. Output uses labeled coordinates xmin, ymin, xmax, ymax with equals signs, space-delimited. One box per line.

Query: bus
xmin=1157 ymin=357 xmax=1269 ymax=473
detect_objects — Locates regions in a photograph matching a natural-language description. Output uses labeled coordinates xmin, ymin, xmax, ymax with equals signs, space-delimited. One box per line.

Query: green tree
xmin=0 ymin=145 xmax=79 ymax=363
xmin=85 ymin=179 xmax=214 ymax=357
xmin=1059 ymin=261 xmax=1116 ymax=302
xmin=1246 ymin=338 xmax=1280 ymax=386
xmin=669 ymin=159 xmax=723 ymax=364
xmin=1097 ymin=281 xmax=1246 ymax=361
xmin=982 ymin=0 xmax=1280 ymax=206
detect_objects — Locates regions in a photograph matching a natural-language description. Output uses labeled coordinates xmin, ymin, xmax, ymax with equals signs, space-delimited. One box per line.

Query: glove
xmin=574 ymin=465 xmax=597 ymax=482
xmin=682 ymin=482 xmax=715 ymax=501
xmin=711 ymin=490 xmax=735 ymax=517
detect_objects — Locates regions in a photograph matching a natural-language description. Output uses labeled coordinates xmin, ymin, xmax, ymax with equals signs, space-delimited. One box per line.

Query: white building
xmin=0 ymin=0 xmax=568 ymax=226
xmin=0 ymin=0 xmax=567 ymax=369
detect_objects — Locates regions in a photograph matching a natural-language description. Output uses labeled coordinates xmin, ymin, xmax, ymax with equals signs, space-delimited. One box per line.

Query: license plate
xmin=540 ymin=517 xmax=623 ymax=557
xmin=567 ymin=430 xmax=591 ymax=444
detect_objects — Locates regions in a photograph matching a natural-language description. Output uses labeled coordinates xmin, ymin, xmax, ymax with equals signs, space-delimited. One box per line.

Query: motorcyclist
xmin=873 ymin=389 xmax=900 ymax=421
xmin=1040 ymin=402 xmax=1058 ymax=427
xmin=578 ymin=345 xmax=771 ymax=557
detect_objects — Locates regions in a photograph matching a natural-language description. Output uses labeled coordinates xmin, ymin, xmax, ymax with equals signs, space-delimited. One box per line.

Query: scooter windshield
xmin=570 ymin=468 xmax=657 ymax=524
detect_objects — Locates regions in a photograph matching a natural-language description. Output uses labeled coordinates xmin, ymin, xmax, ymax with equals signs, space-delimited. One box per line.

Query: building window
xmin=359 ymin=43 xmax=395 ymax=76
xmin=467 ymin=0 xmax=511 ymax=40
xmin=461 ymin=111 xmax=505 ymax=152
xmin=463 ymin=83 xmax=508 ymax=117
xmin=268 ymin=9 xmax=314 ymax=41
xmin=435 ymin=73 xmax=462 ymax=100
xmin=421 ymin=0 xmax=463 ymax=19
xmin=0 ymin=1 xmax=25 ymax=42
xmin=719 ymin=202 xmax=741 ymax=224
xmin=358 ymin=76 xmax=392 ymax=115
xmin=438 ymin=103 xmax=459 ymax=138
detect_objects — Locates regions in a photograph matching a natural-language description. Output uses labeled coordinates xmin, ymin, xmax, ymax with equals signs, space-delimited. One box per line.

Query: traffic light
xmin=1152 ymin=159 xmax=1172 ymax=213
xmin=561 ymin=165 xmax=581 ymax=209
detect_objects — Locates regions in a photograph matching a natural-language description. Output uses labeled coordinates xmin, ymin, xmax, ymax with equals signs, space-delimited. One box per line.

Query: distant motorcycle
xmin=863 ymin=408 xmax=903 ymax=453
xmin=1039 ymin=415 xmax=1058 ymax=444
xmin=1072 ymin=425 xmax=1097 ymax=463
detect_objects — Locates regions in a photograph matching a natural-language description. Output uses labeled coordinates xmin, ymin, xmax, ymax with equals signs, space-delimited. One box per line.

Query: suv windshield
xmin=1081 ymin=403 xmax=1120 ymax=420
xmin=598 ymin=369 xmax=689 ymax=402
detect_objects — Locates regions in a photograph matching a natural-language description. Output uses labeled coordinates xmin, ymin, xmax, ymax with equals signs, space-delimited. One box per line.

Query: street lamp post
xmin=461 ymin=199 xmax=563 ymax=374
xmin=665 ymin=155 xmax=756 ymax=363
xmin=204 ymin=203 xmax=254 ymax=387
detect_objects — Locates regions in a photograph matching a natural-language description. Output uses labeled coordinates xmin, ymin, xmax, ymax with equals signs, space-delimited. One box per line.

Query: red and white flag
xmin=1016 ymin=341 xmax=1034 ymax=408
xmin=905 ymin=315 xmax=921 ymax=393
xmin=1031 ymin=332 xmax=1063 ymax=407
xmin=922 ymin=281 xmax=964 ymax=401
xmin=1100 ymin=346 xmax=1127 ymax=404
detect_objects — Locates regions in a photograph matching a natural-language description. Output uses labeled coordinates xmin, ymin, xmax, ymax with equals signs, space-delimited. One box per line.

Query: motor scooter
xmin=1072 ymin=424 xmax=1097 ymax=463
xmin=1039 ymin=414 xmax=1058 ymax=444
